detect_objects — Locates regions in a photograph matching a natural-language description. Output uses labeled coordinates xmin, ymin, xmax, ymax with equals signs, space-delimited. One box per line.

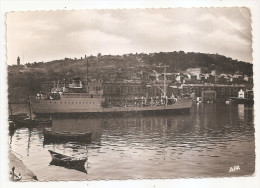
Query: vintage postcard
xmin=3 ymin=6 xmax=257 ymax=185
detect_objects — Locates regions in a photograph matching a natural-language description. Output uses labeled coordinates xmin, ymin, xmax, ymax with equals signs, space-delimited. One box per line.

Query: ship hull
xmin=31 ymin=98 xmax=193 ymax=116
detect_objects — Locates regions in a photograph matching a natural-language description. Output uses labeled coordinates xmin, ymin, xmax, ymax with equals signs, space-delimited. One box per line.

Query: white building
xmin=238 ymin=89 xmax=245 ymax=98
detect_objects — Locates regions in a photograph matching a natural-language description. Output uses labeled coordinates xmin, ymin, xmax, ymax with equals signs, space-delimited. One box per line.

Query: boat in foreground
xmin=48 ymin=150 xmax=87 ymax=173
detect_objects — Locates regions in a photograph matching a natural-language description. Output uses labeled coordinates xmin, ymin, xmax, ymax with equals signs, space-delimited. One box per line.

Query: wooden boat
xmin=9 ymin=113 xmax=28 ymax=121
xmin=34 ymin=118 xmax=52 ymax=125
xmin=11 ymin=96 xmax=52 ymax=128
xmin=12 ymin=117 xmax=36 ymax=126
xmin=13 ymin=117 xmax=52 ymax=128
xmin=48 ymin=150 xmax=87 ymax=173
xmin=43 ymin=128 xmax=92 ymax=143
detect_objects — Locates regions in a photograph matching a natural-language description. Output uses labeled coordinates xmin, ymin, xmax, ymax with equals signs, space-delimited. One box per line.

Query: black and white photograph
xmin=2 ymin=5 xmax=258 ymax=184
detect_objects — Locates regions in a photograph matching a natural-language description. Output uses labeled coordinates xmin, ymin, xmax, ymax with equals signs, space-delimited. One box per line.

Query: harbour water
xmin=9 ymin=103 xmax=255 ymax=180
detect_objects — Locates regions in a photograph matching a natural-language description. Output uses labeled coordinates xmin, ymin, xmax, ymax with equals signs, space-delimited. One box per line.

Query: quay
xmin=9 ymin=151 xmax=38 ymax=181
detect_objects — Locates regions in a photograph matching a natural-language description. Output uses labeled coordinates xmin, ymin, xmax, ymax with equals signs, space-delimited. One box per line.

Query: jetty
xmin=9 ymin=151 xmax=38 ymax=181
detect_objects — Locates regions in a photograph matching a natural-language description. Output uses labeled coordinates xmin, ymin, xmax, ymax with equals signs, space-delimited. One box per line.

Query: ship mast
xmin=86 ymin=58 xmax=89 ymax=82
xmin=28 ymin=95 xmax=32 ymax=119
xmin=164 ymin=65 xmax=167 ymax=97
xmin=157 ymin=63 xmax=169 ymax=98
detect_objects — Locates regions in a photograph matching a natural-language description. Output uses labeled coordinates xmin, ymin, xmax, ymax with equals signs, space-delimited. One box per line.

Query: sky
xmin=6 ymin=8 xmax=252 ymax=65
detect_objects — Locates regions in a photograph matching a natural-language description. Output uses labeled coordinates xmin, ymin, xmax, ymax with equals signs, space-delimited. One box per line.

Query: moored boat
xmin=48 ymin=150 xmax=87 ymax=173
xmin=12 ymin=117 xmax=36 ymax=127
xmin=9 ymin=113 xmax=29 ymax=121
xmin=12 ymin=117 xmax=52 ymax=128
xmin=43 ymin=128 xmax=92 ymax=143
xmin=34 ymin=118 xmax=52 ymax=125
xmin=10 ymin=96 xmax=52 ymax=128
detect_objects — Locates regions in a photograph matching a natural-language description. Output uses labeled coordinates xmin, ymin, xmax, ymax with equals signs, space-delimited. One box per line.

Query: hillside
xmin=19 ymin=51 xmax=253 ymax=78
xmin=8 ymin=51 xmax=253 ymax=103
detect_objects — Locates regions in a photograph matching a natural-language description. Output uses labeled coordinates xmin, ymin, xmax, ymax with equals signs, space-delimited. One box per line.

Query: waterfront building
xmin=202 ymin=90 xmax=217 ymax=101
xmin=238 ymin=89 xmax=245 ymax=98
xmin=182 ymin=84 xmax=245 ymax=101
xmin=245 ymin=90 xmax=254 ymax=99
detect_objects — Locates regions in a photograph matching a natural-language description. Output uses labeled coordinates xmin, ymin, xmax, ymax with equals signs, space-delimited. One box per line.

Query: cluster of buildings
xmin=175 ymin=68 xmax=253 ymax=85
xmin=40 ymin=74 xmax=253 ymax=103
xmin=9 ymin=57 xmax=253 ymax=103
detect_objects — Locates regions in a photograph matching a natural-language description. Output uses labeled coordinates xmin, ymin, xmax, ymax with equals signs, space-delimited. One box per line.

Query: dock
xmin=9 ymin=151 xmax=38 ymax=181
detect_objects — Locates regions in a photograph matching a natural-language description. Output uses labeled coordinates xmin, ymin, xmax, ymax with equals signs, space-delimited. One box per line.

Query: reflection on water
xmin=9 ymin=103 xmax=255 ymax=180
xmin=238 ymin=104 xmax=245 ymax=121
xmin=52 ymin=118 xmax=102 ymax=142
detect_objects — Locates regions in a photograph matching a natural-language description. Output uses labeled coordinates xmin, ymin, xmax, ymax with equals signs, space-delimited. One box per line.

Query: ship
xmin=30 ymin=65 xmax=193 ymax=116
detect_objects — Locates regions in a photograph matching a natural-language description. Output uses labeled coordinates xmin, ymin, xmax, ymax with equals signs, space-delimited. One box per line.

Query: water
xmin=9 ymin=103 xmax=255 ymax=180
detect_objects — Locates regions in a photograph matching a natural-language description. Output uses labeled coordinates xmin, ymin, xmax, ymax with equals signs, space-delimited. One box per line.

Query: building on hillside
xmin=211 ymin=70 xmax=218 ymax=75
xmin=230 ymin=75 xmax=244 ymax=84
xmin=186 ymin=68 xmax=206 ymax=80
xmin=186 ymin=68 xmax=203 ymax=75
xmin=17 ymin=56 xmax=20 ymax=66
xmin=40 ymin=81 xmax=55 ymax=94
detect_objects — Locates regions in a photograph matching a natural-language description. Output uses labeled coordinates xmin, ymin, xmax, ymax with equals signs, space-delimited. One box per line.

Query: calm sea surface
xmin=9 ymin=103 xmax=255 ymax=180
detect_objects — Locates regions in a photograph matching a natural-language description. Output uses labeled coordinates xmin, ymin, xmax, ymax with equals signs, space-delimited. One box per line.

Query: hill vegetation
xmin=22 ymin=51 xmax=253 ymax=78
xmin=8 ymin=51 xmax=253 ymax=103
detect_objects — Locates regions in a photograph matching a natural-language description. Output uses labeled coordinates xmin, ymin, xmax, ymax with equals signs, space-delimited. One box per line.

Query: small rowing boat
xmin=48 ymin=150 xmax=87 ymax=173
xmin=43 ymin=128 xmax=92 ymax=143
xmin=34 ymin=118 xmax=52 ymax=125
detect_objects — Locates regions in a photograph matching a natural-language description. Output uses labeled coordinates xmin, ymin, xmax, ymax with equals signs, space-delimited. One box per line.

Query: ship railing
xmin=103 ymin=97 xmax=178 ymax=108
